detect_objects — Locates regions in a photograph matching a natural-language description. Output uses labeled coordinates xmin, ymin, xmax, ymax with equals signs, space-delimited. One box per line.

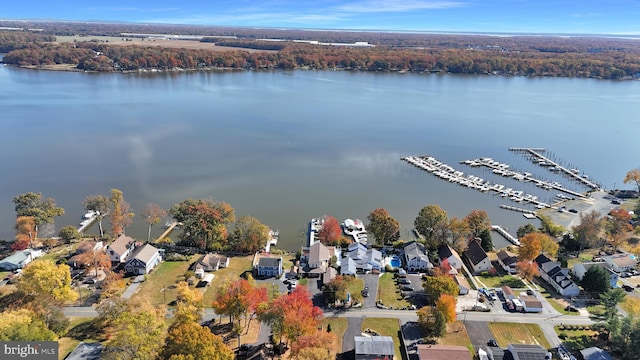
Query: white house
xmin=603 ymin=253 xmax=636 ymax=273
xmin=463 ymin=239 xmax=492 ymax=274
xmin=573 ymin=262 xmax=618 ymax=288
xmin=0 ymin=249 xmax=44 ymax=271
xmin=404 ymin=241 xmax=433 ymax=272
xmin=124 ymin=244 xmax=162 ymax=275
xmin=107 ymin=234 xmax=136 ymax=263
xmin=536 ymin=254 xmax=580 ymax=297
xmin=347 ymin=242 xmax=383 ymax=273
xmin=437 ymin=244 xmax=463 ymax=270
xmin=497 ymin=250 xmax=518 ymax=274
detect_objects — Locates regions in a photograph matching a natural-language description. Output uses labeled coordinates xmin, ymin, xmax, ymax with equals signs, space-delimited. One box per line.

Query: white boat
xmin=83 ymin=210 xmax=97 ymax=219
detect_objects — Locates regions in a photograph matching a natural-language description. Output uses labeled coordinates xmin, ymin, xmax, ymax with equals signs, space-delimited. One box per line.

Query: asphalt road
xmin=342 ymin=317 xmax=364 ymax=360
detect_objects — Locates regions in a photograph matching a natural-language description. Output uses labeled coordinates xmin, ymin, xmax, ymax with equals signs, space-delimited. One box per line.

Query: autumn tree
xmin=83 ymin=194 xmax=110 ymax=237
xmin=139 ymin=202 xmax=165 ymax=243
xmin=211 ymin=277 xmax=268 ymax=332
xmin=435 ymin=294 xmax=456 ymax=323
xmin=516 ymin=261 xmax=539 ymax=281
xmin=449 ymin=217 xmax=471 ymax=253
xmin=13 ymin=216 xmax=36 ymax=250
xmin=230 ymin=215 xmax=270 ymax=253
xmin=416 ymin=306 xmax=446 ymax=338
xmin=367 ymin=208 xmax=400 ymax=245
xmin=464 ymin=209 xmax=491 ymax=238
xmin=414 ymin=205 xmax=448 ymax=249
xmin=624 ymin=169 xmax=640 ymax=193
xmin=517 ymin=223 xmax=537 ymax=239
xmin=0 ymin=308 xmax=57 ymax=341
xmin=162 ymin=321 xmax=233 ymax=360
xmin=102 ymin=297 xmax=167 ymax=360
xmin=173 ymin=281 xmax=204 ymax=325
xmin=76 ymin=249 xmax=111 ymax=277
xmin=538 ymin=214 xmax=565 ymax=237
xmin=99 ymin=271 xmax=127 ymax=300
xmin=582 ymin=266 xmax=611 ymax=295
xmin=317 ymin=215 xmax=342 ymax=245
xmin=12 ymin=192 xmax=64 ymax=239
xmin=290 ymin=331 xmax=337 ymax=360
xmin=518 ymin=232 xmax=545 ymax=261
xmin=322 ymin=275 xmax=351 ymax=305
xmin=606 ymin=208 xmax=633 ymax=250
xmin=58 ymin=225 xmax=81 ymax=243
xmin=18 ymin=260 xmax=78 ymax=304
xmin=110 ymin=189 xmax=134 ymax=237
xmin=422 ymin=273 xmax=458 ymax=302
xmin=573 ymin=210 xmax=604 ymax=252
xmin=259 ymin=287 xmax=323 ymax=346
xmin=170 ymin=198 xmax=235 ymax=251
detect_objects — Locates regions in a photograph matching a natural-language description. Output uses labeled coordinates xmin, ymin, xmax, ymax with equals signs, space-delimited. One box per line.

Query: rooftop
xmin=354 ymin=336 xmax=394 ymax=356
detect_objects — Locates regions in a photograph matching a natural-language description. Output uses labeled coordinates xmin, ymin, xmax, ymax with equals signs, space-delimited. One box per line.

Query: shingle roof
xmin=108 ymin=234 xmax=135 ymax=256
xmin=258 ymin=257 xmax=281 ymax=268
xmin=497 ymin=250 xmax=517 ymax=266
xmin=309 ymin=242 xmax=330 ymax=265
xmin=130 ymin=244 xmax=159 ymax=264
xmin=65 ymin=342 xmax=103 ymax=360
xmin=508 ymin=344 xmax=550 ymax=360
xmin=354 ymin=336 xmax=394 ymax=356
xmin=606 ymin=253 xmax=636 ymax=267
xmin=464 ymin=239 xmax=488 ymax=266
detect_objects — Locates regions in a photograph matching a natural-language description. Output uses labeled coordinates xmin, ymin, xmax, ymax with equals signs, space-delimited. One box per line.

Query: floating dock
xmin=509 ymin=147 xmax=601 ymax=190
xmin=491 ymin=225 xmax=520 ymax=246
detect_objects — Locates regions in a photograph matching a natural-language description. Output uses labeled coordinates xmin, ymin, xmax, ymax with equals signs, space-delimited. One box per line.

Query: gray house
xmin=355 ymin=336 xmax=394 ymax=360
xmin=256 ymin=257 xmax=283 ymax=277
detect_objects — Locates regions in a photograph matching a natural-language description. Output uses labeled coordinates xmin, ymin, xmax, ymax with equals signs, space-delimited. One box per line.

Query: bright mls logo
xmin=2 ymin=342 xmax=57 ymax=359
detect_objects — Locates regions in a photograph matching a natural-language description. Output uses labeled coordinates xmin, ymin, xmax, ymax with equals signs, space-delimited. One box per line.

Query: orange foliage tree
xmin=211 ymin=277 xmax=268 ymax=332
xmin=516 ymin=261 xmax=540 ymax=281
xmin=317 ymin=215 xmax=342 ymax=245
xmin=13 ymin=216 xmax=36 ymax=250
xmin=290 ymin=330 xmax=337 ymax=359
xmin=518 ymin=233 xmax=544 ymax=261
xmin=77 ymin=249 xmax=111 ymax=277
xmin=435 ymin=294 xmax=457 ymax=323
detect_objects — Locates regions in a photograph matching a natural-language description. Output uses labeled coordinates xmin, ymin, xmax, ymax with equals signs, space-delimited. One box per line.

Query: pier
xmin=402 ymin=155 xmax=555 ymax=210
xmin=462 ymin=157 xmax=587 ymax=199
xmin=509 ymin=148 xmax=601 ymax=191
xmin=155 ymin=221 xmax=180 ymax=243
xmin=491 ymin=225 xmax=520 ymax=246
xmin=499 ymin=204 xmax=537 ymax=217
xmin=265 ymin=229 xmax=279 ymax=252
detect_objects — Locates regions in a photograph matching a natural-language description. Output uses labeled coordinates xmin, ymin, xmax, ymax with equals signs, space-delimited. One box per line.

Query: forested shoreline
xmin=2 ymin=23 xmax=640 ymax=79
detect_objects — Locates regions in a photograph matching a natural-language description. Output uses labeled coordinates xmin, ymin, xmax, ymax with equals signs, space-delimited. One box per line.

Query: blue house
xmin=256 ymin=256 xmax=283 ymax=278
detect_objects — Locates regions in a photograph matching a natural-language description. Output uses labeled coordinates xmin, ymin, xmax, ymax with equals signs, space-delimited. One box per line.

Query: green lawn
xmin=201 ymin=255 xmax=255 ymax=306
xmin=440 ymin=321 xmax=473 ymax=354
xmin=554 ymin=325 xmax=599 ymax=353
xmin=362 ymin=318 xmax=403 ymax=360
xmin=587 ymin=304 xmax=606 ymax=321
xmin=488 ymin=323 xmax=552 ymax=349
xmin=535 ymin=278 xmax=579 ymax=316
xmin=477 ymin=274 xmax=525 ymax=289
xmin=322 ymin=317 xmax=348 ymax=355
xmin=132 ymin=256 xmax=197 ymax=304
xmin=377 ymin=273 xmax=411 ymax=309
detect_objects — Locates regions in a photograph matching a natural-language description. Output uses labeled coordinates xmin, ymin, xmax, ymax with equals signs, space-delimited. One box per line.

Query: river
xmin=0 ymin=66 xmax=637 ymax=250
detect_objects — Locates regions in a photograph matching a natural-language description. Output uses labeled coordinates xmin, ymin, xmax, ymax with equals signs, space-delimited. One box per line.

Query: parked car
xmin=565 ymin=305 xmax=579 ymax=313
xmin=526 ymin=289 xmax=534 ymax=295
xmin=487 ymin=339 xmax=498 ymax=347
xmin=362 ymin=287 xmax=370 ymax=297
xmin=397 ymin=278 xmax=411 ymax=285
xmin=400 ymin=285 xmax=414 ymax=291
xmin=623 ymin=285 xmax=634 ymax=292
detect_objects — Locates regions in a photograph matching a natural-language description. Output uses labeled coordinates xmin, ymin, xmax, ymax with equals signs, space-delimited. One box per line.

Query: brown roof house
xmin=68 ymin=240 xmax=104 ymax=269
xmin=124 ymin=244 xmax=162 ymax=275
xmin=416 ymin=344 xmax=472 ymax=360
xmin=463 ymin=239 xmax=492 ymax=274
xmin=107 ymin=234 xmax=136 ymax=263
xmin=603 ymin=253 xmax=637 ymax=273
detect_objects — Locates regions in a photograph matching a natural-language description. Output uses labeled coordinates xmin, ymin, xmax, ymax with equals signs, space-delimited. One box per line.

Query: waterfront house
xmin=255 ymin=256 xmax=283 ymax=278
xmin=124 ymin=244 xmax=162 ymax=275
xmin=416 ymin=344 xmax=472 ymax=360
xmin=195 ymin=253 xmax=229 ymax=273
xmin=535 ymin=254 xmax=580 ymax=297
xmin=341 ymin=256 xmax=357 ymax=276
xmin=463 ymin=239 xmax=492 ymax=274
xmin=404 ymin=241 xmax=433 ymax=272
xmin=355 ymin=336 xmax=394 ymax=360
xmin=0 ymin=249 xmax=43 ymax=271
xmin=437 ymin=244 xmax=463 ymax=270
xmin=68 ymin=241 xmax=105 ymax=269
xmin=496 ymin=250 xmax=518 ymax=274
xmin=572 ymin=262 xmax=618 ymax=288
xmin=347 ymin=242 xmax=383 ymax=273
xmin=107 ymin=234 xmax=136 ymax=263
xmin=603 ymin=253 xmax=636 ymax=273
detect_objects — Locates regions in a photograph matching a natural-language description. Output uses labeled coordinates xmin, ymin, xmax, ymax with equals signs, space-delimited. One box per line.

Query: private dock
xmin=265 ymin=228 xmax=279 ymax=252
xmin=509 ymin=147 xmax=601 ymax=190
xmin=499 ymin=204 xmax=536 ymax=216
xmin=491 ymin=225 xmax=520 ymax=246
xmin=155 ymin=221 xmax=180 ymax=243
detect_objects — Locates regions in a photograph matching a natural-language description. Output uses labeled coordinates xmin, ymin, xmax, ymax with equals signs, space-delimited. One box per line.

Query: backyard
xmin=554 ymin=325 xmax=600 ymax=353
xmin=321 ymin=317 xmax=348 ymax=355
xmin=201 ymin=255 xmax=255 ymax=306
xmin=58 ymin=317 xmax=104 ymax=360
xmin=439 ymin=321 xmax=473 ymax=353
xmin=131 ymin=255 xmax=198 ymax=304
xmin=487 ymin=323 xmax=551 ymax=349
xmin=377 ymin=273 xmax=412 ymax=308
xmin=362 ymin=318 xmax=404 ymax=360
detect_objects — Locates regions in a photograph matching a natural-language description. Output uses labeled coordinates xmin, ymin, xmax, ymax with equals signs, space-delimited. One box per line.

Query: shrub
xmin=558 ymin=333 xmax=567 ymax=340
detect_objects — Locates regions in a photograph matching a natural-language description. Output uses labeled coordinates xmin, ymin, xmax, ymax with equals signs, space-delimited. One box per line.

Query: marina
xmin=491 ymin=225 xmax=520 ymax=246
xmin=402 ymin=155 xmax=555 ymax=211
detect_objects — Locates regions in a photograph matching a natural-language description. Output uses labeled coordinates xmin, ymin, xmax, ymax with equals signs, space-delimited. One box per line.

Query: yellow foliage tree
xmin=162 ymin=321 xmax=233 ymax=360
xmin=518 ymin=233 xmax=543 ymax=261
xmin=18 ymin=260 xmax=78 ymax=304
xmin=435 ymin=294 xmax=457 ymax=323
xmin=173 ymin=281 xmax=204 ymax=325
xmin=0 ymin=308 xmax=57 ymax=341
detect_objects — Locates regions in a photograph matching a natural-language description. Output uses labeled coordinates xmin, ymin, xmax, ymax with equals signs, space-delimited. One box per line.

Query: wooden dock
xmin=500 ymin=204 xmax=535 ymax=214
xmin=155 ymin=221 xmax=180 ymax=243
xmin=491 ymin=225 xmax=520 ymax=246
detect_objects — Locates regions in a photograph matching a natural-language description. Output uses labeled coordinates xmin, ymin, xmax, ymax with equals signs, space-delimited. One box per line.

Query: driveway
xmin=342 ymin=316 xmax=364 ymax=360
xmin=360 ymin=274 xmax=379 ymax=308
xmin=464 ymin=320 xmax=494 ymax=352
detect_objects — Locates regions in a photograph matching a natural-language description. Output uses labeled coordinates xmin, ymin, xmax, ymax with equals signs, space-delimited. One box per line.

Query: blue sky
xmin=3 ymin=0 xmax=640 ymax=35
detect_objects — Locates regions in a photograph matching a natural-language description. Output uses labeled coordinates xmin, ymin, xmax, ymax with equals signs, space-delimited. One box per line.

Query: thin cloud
xmin=144 ymin=12 xmax=346 ymax=26
xmin=336 ymin=0 xmax=466 ymax=13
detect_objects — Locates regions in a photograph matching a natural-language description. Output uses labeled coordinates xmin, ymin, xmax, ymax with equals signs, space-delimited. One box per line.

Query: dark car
xmin=623 ymin=285 xmax=634 ymax=292
xmin=565 ymin=305 xmax=579 ymax=313
xmin=487 ymin=339 xmax=498 ymax=347
xmin=400 ymin=285 xmax=414 ymax=291
xmin=397 ymin=278 xmax=411 ymax=285
xmin=568 ymin=208 xmax=578 ymax=213
xmin=362 ymin=287 xmax=370 ymax=297
xmin=526 ymin=289 xmax=534 ymax=295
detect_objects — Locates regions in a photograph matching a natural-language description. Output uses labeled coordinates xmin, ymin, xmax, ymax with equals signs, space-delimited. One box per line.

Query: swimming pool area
xmin=390 ymin=256 xmax=401 ymax=268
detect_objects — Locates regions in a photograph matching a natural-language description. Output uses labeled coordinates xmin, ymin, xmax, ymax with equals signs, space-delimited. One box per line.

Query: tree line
xmin=2 ymin=29 xmax=640 ymax=79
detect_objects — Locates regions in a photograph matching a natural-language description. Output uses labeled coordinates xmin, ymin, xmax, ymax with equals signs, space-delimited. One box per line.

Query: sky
xmin=3 ymin=0 xmax=640 ymax=35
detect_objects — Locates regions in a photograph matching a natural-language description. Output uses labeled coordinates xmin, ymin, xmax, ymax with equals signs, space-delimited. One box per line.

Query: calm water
xmin=0 ymin=66 xmax=638 ymax=250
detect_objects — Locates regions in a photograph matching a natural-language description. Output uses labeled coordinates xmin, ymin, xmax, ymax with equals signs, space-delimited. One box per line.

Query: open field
xmin=377 ymin=273 xmax=411 ymax=308
xmin=322 ymin=317 xmax=348 ymax=355
xmin=488 ymin=323 xmax=551 ymax=349
xmin=55 ymin=35 xmax=274 ymax=53
xmin=201 ymin=255 xmax=255 ymax=306
xmin=132 ymin=256 xmax=197 ymax=304
xmin=362 ymin=318 xmax=403 ymax=360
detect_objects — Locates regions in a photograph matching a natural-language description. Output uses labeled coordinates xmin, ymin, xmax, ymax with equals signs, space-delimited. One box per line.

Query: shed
xmin=355 ymin=336 xmax=394 ymax=360
xmin=501 ymin=286 xmax=515 ymax=301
